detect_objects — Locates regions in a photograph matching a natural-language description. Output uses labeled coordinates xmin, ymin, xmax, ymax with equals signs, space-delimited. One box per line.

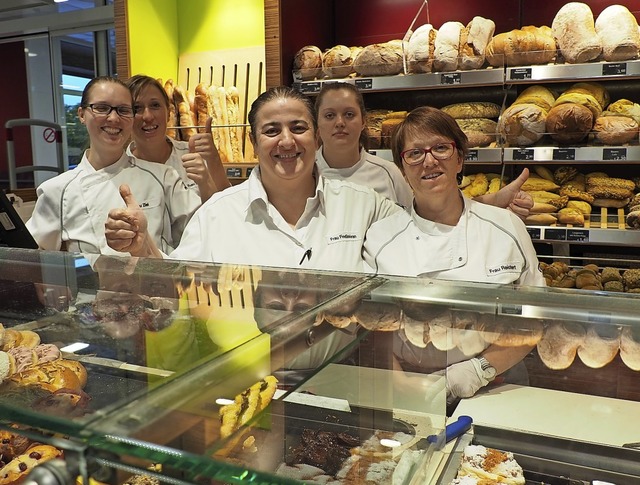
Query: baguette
xmin=164 ymin=79 xmax=178 ymax=140
xmin=194 ymin=82 xmax=209 ymax=134
xmin=215 ymin=86 xmax=234 ymax=164
xmin=206 ymin=85 xmax=224 ymax=162
xmin=226 ymin=86 xmax=243 ymax=163
xmin=173 ymin=85 xmax=197 ymax=141
xmin=525 ymin=213 xmax=557 ymax=225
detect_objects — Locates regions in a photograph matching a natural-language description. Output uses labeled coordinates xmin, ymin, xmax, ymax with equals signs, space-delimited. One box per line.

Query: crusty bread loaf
xmin=293 ymin=45 xmax=323 ymax=80
xmin=499 ymin=103 xmax=547 ymax=146
xmin=593 ymin=115 xmax=639 ymax=145
xmin=456 ymin=118 xmax=497 ymax=147
xmin=546 ymin=103 xmax=594 ymax=144
xmin=323 ymin=44 xmax=357 ymax=78
xmin=595 ymin=5 xmax=640 ymax=62
xmin=407 ymin=23 xmax=437 ymax=73
xmin=442 ymin=102 xmax=500 ymax=119
xmin=604 ymin=99 xmax=640 ymax=125
xmin=485 ymin=26 xmax=556 ymax=67
xmin=434 ymin=21 xmax=464 ymax=72
xmin=353 ymin=41 xmax=404 ymax=76
xmin=513 ymin=85 xmax=556 ymax=112
xmin=552 ymin=2 xmax=602 ymax=64
xmin=459 ymin=16 xmax=495 ymax=70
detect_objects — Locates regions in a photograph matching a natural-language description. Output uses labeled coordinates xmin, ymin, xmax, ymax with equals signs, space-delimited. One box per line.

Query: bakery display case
xmin=1 ymin=246 xmax=640 ymax=483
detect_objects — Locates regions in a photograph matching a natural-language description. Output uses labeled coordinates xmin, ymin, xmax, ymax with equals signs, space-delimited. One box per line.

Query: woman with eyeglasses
xmin=362 ymin=106 xmax=544 ymax=405
xmin=125 ymin=75 xmax=231 ymax=203
xmin=26 ymin=76 xmax=200 ymax=254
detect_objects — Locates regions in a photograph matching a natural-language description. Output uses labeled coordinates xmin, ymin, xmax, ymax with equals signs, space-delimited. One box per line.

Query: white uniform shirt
xmin=363 ymin=195 xmax=545 ymax=286
xmin=170 ymin=166 xmax=403 ymax=272
xmin=27 ymin=151 xmax=200 ymax=255
xmin=127 ymin=137 xmax=199 ymax=195
xmin=315 ymin=148 xmax=413 ymax=209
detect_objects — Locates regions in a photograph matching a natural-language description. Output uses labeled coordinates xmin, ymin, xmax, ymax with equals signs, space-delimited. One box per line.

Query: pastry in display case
xmin=1 ymin=246 xmax=640 ymax=483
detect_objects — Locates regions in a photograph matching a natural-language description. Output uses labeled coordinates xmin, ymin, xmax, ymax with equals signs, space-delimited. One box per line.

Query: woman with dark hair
xmin=26 ymin=76 xmax=200 ymax=254
xmin=126 ymin=74 xmax=231 ymax=202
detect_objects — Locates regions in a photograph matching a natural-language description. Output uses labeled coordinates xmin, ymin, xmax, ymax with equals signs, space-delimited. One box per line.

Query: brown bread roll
xmin=293 ymin=45 xmax=323 ymax=80
xmin=353 ymin=301 xmax=402 ymax=331
xmin=407 ymin=23 xmax=437 ymax=73
xmin=592 ymin=115 xmax=639 ymax=145
xmin=595 ymin=5 xmax=640 ymax=62
xmin=493 ymin=318 xmax=544 ymax=347
xmin=323 ymin=44 xmax=357 ymax=78
xmin=434 ymin=21 xmax=464 ymax=72
xmin=557 ymin=208 xmax=585 ymax=226
xmin=552 ymin=2 xmax=602 ymax=64
xmin=546 ymin=103 xmax=593 ymax=144
xmin=498 ymin=103 xmax=547 ymax=146
xmin=525 ymin=213 xmax=557 ymax=225
xmin=485 ymin=26 xmax=556 ymax=67
xmin=456 ymin=118 xmax=497 ymax=147
xmin=353 ymin=41 xmax=403 ymax=76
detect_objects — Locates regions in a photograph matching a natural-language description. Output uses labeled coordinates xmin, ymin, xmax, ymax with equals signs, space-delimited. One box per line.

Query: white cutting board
xmin=452 ymin=384 xmax=640 ymax=447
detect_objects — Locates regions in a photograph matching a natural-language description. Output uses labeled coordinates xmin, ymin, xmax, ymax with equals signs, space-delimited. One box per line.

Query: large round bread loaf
xmin=353 ymin=41 xmax=404 ymax=76
xmin=593 ymin=115 xmax=639 ymax=145
xmin=552 ymin=2 xmax=602 ymax=64
xmin=293 ymin=45 xmax=323 ymax=80
xmin=322 ymin=45 xmax=357 ymax=78
xmin=499 ymin=103 xmax=547 ymax=146
xmin=407 ymin=23 xmax=436 ymax=73
xmin=434 ymin=21 xmax=464 ymax=72
xmin=456 ymin=118 xmax=497 ymax=147
xmin=546 ymin=103 xmax=594 ymax=144
xmin=513 ymin=85 xmax=556 ymax=112
xmin=485 ymin=26 xmax=556 ymax=67
xmin=595 ymin=5 xmax=640 ymax=62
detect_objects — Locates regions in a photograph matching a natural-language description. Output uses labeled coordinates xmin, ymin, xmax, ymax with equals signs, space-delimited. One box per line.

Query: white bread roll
xmin=459 ymin=16 xmax=495 ymax=70
xmin=620 ymin=326 xmax=640 ymax=371
xmin=293 ymin=45 xmax=323 ymax=80
xmin=403 ymin=314 xmax=429 ymax=348
xmin=407 ymin=23 xmax=437 ymax=73
xmin=593 ymin=115 xmax=639 ymax=145
xmin=595 ymin=5 xmax=640 ymax=62
xmin=499 ymin=103 xmax=547 ymax=146
xmin=552 ymin=2 xmax=602 ymax=64
xmin=428 ymin=310 xmax=456 ymax=351
xmin=537 ymin=322 xmax=585 ymax=370
xmin=434 ymin=21 xmax=464 ymax=72
xmin=323 ymin=44 xmax=357 ymax=78
xmin=353 ymin=41 xmax=404 ymax=76
xmin=577 ymin=324 xmax=620 ymax=368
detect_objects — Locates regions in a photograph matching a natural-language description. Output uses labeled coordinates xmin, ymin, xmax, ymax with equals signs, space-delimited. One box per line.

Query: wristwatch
xmin=477 ymin=356 xmax=497 ymax=382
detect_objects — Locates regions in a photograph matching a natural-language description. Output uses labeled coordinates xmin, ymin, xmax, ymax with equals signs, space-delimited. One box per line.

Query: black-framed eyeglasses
xmin=400 ymin=142 xmax=457 ymax=165
xmin=84 ymin=103 xmax=135 ymax=118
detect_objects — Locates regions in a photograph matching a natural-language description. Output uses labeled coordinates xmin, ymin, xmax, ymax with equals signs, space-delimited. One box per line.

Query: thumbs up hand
xmin=105 ymin=184 xmax=151 ymax=255
xmin=182 ymin=116 xmax=230 ymax=201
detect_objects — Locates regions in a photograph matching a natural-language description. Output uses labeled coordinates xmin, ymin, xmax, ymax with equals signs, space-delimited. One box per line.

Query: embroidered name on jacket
xmin=487 ymin=262 xmax=521 ymax=275
xmin=327 ymin=232 xmax=361 ymax=244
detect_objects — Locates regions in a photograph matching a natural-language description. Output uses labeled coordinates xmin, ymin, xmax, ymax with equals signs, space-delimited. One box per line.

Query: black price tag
xmin=300 ymin=82 xmax=321 ymax=94
xmin=510 ymin=68 xmax=532 ymax=80
xmin=603 ymin=148 xmax=627 ymax=161
xmin=527 ymin=227 xmax=541 ymax=240
xmin=465 ymin=149 xmax=479 ymax=161
xmin=567 ymin=229 xmax=589 ymax=242
xmin=602 ymin=63 xmax=627 ymax=76
xmin=226 ymin=167 xmax=242 ymax=178
xmin=355 ymin=79 xmax=373 ymax=90
xmin=499 ymin=304 xmax=523 ymax=315
xmin=513 ymin=148 xmax=534 ymax=161
xmin=246 ymin=167 xmax=254 ymax=177
xmin=552 ymin=148 xmax=575 ymax=161
xmin=545 ymin=228 xmax=567 ymax=241
xmin=441 ymin=72 xmax=461 ymax=85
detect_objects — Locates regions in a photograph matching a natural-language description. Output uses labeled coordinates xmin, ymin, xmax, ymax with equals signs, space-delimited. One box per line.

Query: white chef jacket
xmin=363 ymin=195 xmax=545 ymax=286
xmin=26 ymin=151 xmax=200 ymax=255
xmin=315 ymin=147 xmax=413 ymax=209
xmin=170 ymin=165 xmax=403 ymax=272
xmin=127 ymin=137 xmax=200 ymax=195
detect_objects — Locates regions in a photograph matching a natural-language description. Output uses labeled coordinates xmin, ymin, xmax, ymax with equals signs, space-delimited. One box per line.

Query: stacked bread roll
xmin=442 ymin=101 xmax=500 ymax=147
xmin=499 ymin=85 xmax=556 ymax=146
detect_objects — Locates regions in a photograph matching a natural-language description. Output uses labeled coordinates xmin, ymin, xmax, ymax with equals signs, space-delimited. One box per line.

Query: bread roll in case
xmin=537 ymin=322 xmax=586 ymax=370
xmin=552 ymin=2 xmax=601 ymax=64
xmin=353 ymin=41 xmax=403 ymax=77
xmin=293 ymin=45 xmax=323 ymax=80
xmin=433 ymin=21 xmax=464 ymax=72
xmin=595 ymin=4 xmax=640 ymax=62
xmin=577 ymin=324 xmax=620 ymax=368
xmin=592 ymin=115 xmax=639 ymax=145
xmin=407 ymin=23 xmax=436 ymax=73
xmin=485 ymin=26 xmax=556 ymax=67
xmin=323 ymin=45 xmax=359 ymax=78
xmin=546 ymin=103 xmax=593 ymax=144
xmin=620 ymin=326 xmax=640 ymax=371
xmin=499 ymin=103 xmax=547 ymax=146
xmin=458 ymin=16 xmax=495 ymax=70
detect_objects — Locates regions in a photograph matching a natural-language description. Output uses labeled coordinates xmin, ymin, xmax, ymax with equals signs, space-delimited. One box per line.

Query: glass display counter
xmin=0 ymin=247 xmax=639 ymax=484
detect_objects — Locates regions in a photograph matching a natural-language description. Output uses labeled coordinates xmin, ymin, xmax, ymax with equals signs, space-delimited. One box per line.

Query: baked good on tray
xmin=450 ymin=444 xmax=525 ymax=485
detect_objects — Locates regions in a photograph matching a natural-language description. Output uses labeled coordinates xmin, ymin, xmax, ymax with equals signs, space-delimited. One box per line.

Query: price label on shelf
xmin=603 ymin=148 xmax=627 ymax=161
xmin=300 ymin=82 xmax=321 ymax=94
xmin=567 ymin=229 xmax=589 ymax=242
xmin=510 ymin=68 xmax=532 ymax=80
xmin=526 ymin=227 xmax=541 ymax=240
xmin=602 ymin=63 xmax=627 ymax=76
xmin=246 ymin=167 xmax=254 ymax=177
xmin=552 ymin=148 xmax=575 ymax=161
xmin=512 ymin=148 xmax=534 ymax=161
xmin=441 ymin=73 xmax=461 ymax=85
xmin=545 ymin=228 xmax=567 ymax=241
xmin=465 ymin=150 xmax=478 ymax=161
xmin=355 ymin=79 xmax=373 ymax=90
xmin=499 ymin=304 xmax=523 ymax=316
xmin=226 ymin=167 xmax=242 ymax=178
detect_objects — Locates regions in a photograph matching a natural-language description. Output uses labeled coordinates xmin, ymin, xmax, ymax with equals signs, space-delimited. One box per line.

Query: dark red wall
xmin=0 ymin=41 xmax=33 ymax=190
xmin=280 ymin=0 xmax=640 ymax=84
